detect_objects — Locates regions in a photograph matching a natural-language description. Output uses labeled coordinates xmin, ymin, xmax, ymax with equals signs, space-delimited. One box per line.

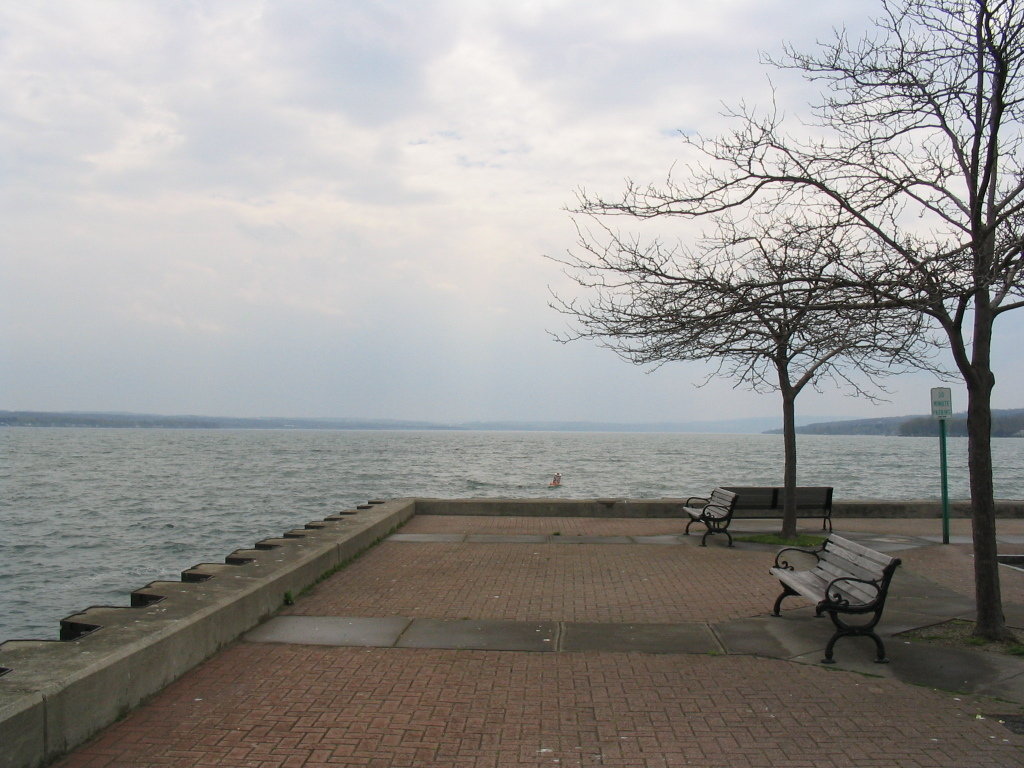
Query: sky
xmin=2 ymin=0 xmax=1022 ymax=425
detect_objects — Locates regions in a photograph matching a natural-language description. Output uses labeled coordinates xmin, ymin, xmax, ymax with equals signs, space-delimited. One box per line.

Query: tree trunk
xmin=780 ymin=387 xmax=798 ymax=540
xmin=966 ymin=309 xmax=1010 ymax=640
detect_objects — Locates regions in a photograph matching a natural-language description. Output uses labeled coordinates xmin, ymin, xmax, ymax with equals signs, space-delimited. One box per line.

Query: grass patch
xmin=734 ymin=533 xmax=826 ymax=547
xmin=900 ymin=619 xmax=1024 ymax=656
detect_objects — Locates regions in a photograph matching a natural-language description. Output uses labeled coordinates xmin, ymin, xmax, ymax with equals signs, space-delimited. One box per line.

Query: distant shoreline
xmin=2 ymin=410 xmax=799 ymax=434
xmin=767 ymin=410 xmax=1024 ymax=438
xmin=3 ymin=409 xmax=1023 ymax=436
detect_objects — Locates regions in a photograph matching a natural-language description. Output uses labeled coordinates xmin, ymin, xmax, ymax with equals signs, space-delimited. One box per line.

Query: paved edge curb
xmin=0 ymin=499 xmax=416 ymax=768
xmin=414 ymin=497 xmax=1024 ymax=518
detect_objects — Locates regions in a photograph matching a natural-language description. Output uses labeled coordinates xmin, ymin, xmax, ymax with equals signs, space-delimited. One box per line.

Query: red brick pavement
xmin=52 ymin=515 xmax=1024 ymax=767
xmin=400 ymin=517 xmax=688 ymax=536
xmin=286 ymin=540 xmax=782 ymax=623
xmin=403 ymin=514 xmax=1024 ymax=539
xmin=397 ymin=515 xmax=1024 ymax=612
xmin=56 ymin=645 xmax=1021 ymax=768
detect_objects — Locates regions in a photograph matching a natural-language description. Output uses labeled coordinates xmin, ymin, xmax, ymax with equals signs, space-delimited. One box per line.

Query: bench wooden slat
xmin=721 ymin=486 xmax=777 ymax=508
xmin=770 ymin=533 xmax=901 ymax=663
xmin=820 ymin=549 xmax=891 ymax=575
xmin=824 ymin=535 xmax=896 ymax=568
xmin=825 ymin=582 xmax=878 ymax=607
xmin=771 ymin=566 xmax=877 ymax=606
xmin=816 ymin=561 xmax=879 ymax=591
xmin=816 ymin=553 xmax=883 ymax=583
xmin=707 ymin=489 xmax=737 ymax=505
xmin=770 ymin=568 xmax=829 ymax=596
xmin=780 ymin=487 xmax=834 ymax=510
xmin=682 ymin=487 xmax=739 ymax=546
xmin=722 ymin=485 xmax=833 ymax=530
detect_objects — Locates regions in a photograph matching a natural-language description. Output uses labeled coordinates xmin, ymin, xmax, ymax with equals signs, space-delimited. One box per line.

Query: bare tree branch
xmin=552 ymin=0 xmax=1024 ymax=638
xmin=550 ymin=208 xmax=940 ymax=538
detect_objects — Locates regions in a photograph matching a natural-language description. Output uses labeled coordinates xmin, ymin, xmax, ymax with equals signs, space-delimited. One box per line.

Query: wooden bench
xmin=770 ymin=534 xmax=901 ymax=663
xmin=682 ymin=488 xmax=739 ymax=547
xmin=723 ymin=486 xmax=834 ymax=531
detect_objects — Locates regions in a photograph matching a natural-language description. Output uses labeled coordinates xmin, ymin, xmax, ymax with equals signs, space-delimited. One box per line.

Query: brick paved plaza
xmin=53 ymin=516 xmax=1024 ymax=767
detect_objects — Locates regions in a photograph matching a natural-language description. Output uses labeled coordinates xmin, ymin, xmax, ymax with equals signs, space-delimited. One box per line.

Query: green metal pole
xmin=939 ymin=418 xmax=950 ymax=544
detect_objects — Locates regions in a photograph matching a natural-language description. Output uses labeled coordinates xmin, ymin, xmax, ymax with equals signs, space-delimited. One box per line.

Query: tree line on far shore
xmin=772 ymin=409 xmax=1024 ymax=438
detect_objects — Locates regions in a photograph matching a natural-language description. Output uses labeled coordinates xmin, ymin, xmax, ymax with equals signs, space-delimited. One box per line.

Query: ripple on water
xmin=2 ymin=427 xmax=1022 ymax=640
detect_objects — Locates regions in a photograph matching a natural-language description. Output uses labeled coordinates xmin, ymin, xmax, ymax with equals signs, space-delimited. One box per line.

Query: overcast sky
xmin=2 ymin=0 xmax=1021 ymax=425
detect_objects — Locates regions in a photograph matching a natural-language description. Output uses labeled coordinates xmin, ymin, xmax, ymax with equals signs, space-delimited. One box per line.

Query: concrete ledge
xmin=833 ymin=499 xmax=1024 ymax=518
xmin=414 ymin=498 xmax=686 ymax=517
xmin=414 ymin=497 xmax=1024 ymax=518
xmin=0 ymin=499 xmax=415 ymax=768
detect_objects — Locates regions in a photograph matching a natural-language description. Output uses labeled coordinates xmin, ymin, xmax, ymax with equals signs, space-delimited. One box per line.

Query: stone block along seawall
xmin=0 ymin=499 xmax=416 ymax=768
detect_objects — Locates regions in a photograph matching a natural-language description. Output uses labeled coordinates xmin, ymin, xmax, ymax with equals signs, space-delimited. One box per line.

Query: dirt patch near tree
xmin=900 ymin=619 xmax=1024 ymax=657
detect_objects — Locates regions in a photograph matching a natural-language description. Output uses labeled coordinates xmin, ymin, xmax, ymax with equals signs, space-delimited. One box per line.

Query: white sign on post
xmin=931 ymin=387 xmax=953 ymax=419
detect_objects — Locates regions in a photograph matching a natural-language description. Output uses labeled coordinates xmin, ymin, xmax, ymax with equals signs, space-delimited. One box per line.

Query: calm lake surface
xmin=2 ymin=427 xmax=1023 ymax=641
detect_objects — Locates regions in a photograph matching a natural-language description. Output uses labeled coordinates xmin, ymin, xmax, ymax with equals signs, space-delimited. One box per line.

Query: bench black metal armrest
xmin=698 ymin=503 xmax=732 ymax=519
xmin=821 ymin=576 xmax=882 ymax=612
xmin=684 ymin=495 xmax=710 ymax=507
xmin=772 ymin=544 xmax=824 ymax=570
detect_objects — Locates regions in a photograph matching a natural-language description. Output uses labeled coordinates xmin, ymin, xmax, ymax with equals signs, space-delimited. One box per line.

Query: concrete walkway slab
xmin=715 ymin=609 xmax=1024 ymax=703
xmin=466 ymin=533 xmax=548 ymax=543
xmin=791 ymin=638 xmax=1024 ymax=700
xmin=876 ymin=607 xmax=961 ymax=634
xmin=837 ymin=531 xmax=931 ymax=551
xmin=1004 ymin=603 xmax=1024 ymax=627
xmin=388 ymin=532 xmax=465 ymax=542
xmin=550 ymin=534 xmax=633 ymax=544
xmin=243 ymin=616 xmax=411 ymax=647
xmin=888 ymin=570 xmax=981 ymax=618
xmin=245 ymin=616 xmax=728 ymax=655
xmin=561 ymin=622 xmax=720 ymax=653
xmin=921 ymin=534 xmax=976 ymax=544
xmin=396 ymin=618 xmax=558 ymax=651
xmin=717 ymin=609 xmax=845 ymax=658
xmin=630 ymin=534 xmax=684 ymax=545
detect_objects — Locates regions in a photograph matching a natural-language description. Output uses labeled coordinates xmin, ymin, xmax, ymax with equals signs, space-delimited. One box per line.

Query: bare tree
xmin=574 ymin=0 xmax=1024 ymax=638
xmin=552 ymin=211 xmax=934 ymax=539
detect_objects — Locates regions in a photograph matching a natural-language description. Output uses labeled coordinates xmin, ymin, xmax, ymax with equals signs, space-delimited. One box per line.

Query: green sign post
xmin=931 ymin=387 xmax=953 ymax=544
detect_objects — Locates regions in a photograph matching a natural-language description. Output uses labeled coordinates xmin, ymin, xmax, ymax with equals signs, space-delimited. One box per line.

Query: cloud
xmin=264 ymin=1 xmax=460 ymax=124
xmin=2 ymin=0 xmax=1019 ymax=421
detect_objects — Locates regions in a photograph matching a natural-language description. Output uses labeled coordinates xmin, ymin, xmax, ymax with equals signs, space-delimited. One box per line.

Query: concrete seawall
xmin=3 ymin=496 xmax=1024 ymax=768
xmin=0 ymin=499 xmax=416 ymax=768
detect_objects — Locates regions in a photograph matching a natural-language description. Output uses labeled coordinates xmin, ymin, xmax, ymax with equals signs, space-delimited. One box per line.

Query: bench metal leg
xmin=699 ymin=528 xmax=733 ymax=547
xmin=821 ymin=610 xmax=889 ymax=664
xmin=771 ymin=583 xmax=799 ymax=616
xmin=697 ymin=519 xmax=733 ymax=547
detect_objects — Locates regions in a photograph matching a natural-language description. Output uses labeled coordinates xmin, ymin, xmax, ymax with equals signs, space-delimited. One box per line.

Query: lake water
xmin=2 ymin=427 xmax=1023 ymax=641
